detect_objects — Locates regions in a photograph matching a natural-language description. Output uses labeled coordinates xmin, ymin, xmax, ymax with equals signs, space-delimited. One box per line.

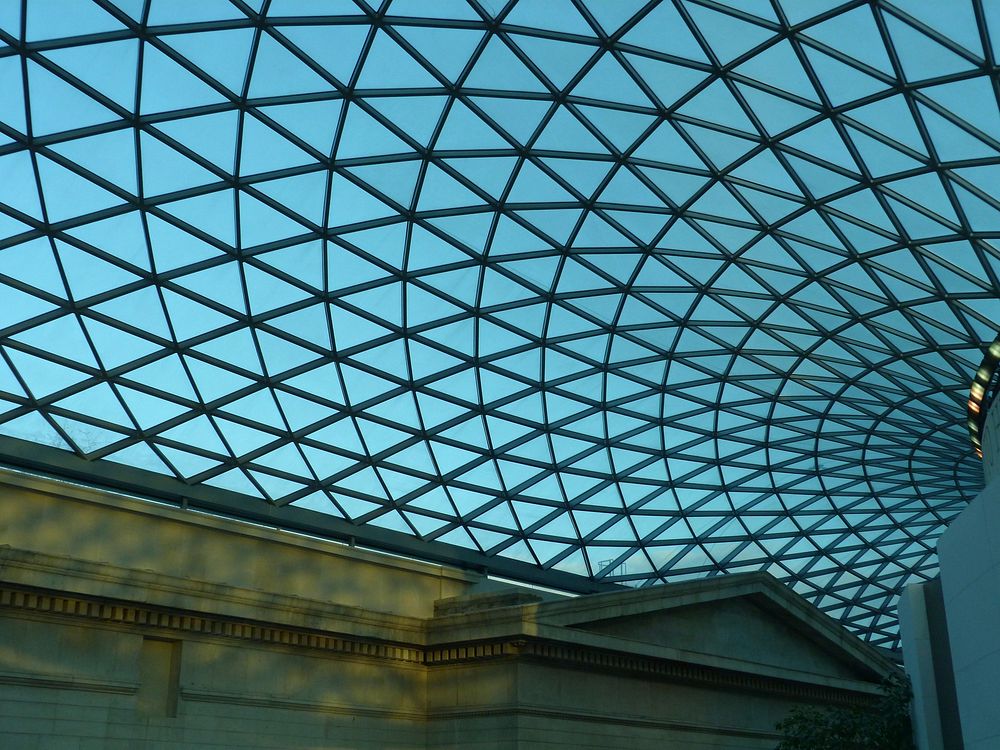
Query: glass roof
xmin=1 ymin=0 xmax=997 ymax=649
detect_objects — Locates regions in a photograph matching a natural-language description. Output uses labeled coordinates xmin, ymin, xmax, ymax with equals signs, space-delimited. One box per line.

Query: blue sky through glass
xmin=0 ymin=0 xmax=998 ymax=648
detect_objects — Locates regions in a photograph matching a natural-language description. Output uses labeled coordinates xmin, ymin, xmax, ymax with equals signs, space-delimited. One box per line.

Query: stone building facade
xmin=1 ymin=469 xmax=898 ymax=749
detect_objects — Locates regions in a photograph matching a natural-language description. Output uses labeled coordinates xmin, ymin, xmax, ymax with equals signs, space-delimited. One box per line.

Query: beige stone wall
xmin=0 ymin=472 xmax=475 ymax=619
xmin=426 ymin=660 xmax=520 ymax=749
xmin=514 ymin=662 xmax=785 ymax=749
xmin=0 ymin=570 xmax=434 ymax=750
xmin=0 ymin=473 xmax=461 ymax=749
xmin=423 ymin=657 xmax=791 ymax=749
xmin=0 ymin=616 xmax=426 ymax=750
xmin=0 ymin=470 xmax=894 ymax=749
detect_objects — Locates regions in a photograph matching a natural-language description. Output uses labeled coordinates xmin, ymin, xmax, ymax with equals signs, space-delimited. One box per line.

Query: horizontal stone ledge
xmin=426 ymin=702 xmax=782 ymax=740
xmin=0 ymin=583 xmax=424 ymax=665
xmin=180 ymin=689 xmax=424 ymax=721
xmin=0 ymin=669 xmax=137 ymax=695
xmin=0 ymin=581 xmax=884 ymax=707
xmin=426 ymin=636 xmax=880 ymax=706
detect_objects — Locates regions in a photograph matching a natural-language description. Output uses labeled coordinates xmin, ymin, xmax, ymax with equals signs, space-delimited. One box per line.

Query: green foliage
xmin=775 ymin=675 xmax=914 ymax=750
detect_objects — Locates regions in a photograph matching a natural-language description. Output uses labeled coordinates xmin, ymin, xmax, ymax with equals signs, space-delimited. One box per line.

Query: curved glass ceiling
xmin=1 ymin=0 xmax=998 ymax=649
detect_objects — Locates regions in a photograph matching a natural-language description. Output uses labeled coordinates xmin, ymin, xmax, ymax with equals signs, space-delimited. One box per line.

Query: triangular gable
xmin=532 ymin=572 xmax=894 ymax=682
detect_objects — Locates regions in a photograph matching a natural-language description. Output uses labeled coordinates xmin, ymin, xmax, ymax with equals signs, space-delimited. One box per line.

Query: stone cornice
xmin=1 ymin=579 xmax=882 ymax=707
xmin=425 ymin=637 xmax=880 ymax=707
xmin=0 ymin=583 xmax=425 ymax=665
xmin=0 ymin=546 xmax=427 ymax=644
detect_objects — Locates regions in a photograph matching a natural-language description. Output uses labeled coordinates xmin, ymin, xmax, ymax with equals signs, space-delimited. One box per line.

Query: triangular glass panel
xmin=337 ymin=104 xmax=414 ymax=158
xmin=0 ymin=52 xmax=28 ymax=135
xmin=0 ymin=237 xmax=64 ymax=298
xmin=357 ymin=30 xmax=441 ymax=89
xmin=0 ymin=151 xmax=44 ymax=219
xmin=800 ymin=45 xmax=890 ymax=107
xmin=161 ymin=189 xmax=237 ymax=247
xmin=140 ymin=45 xmax=227 ymax=115
xmin=140 ymin=131 xmax=218 ymax=197
xmin=51 ymin=129 xmax=138 ymax=196
xmin=57 ymin=242 xmax=141 ymax=301
xmin=735 ymin=39 xmax=818 ymax=102
xmin=280 ymin=23 xmax=370 ymax=84
xmin=503 ymin=0 xmax=595 ymax=36
xmin=803 ymin=6 xmax=894 ymax=74
xmin=678 ymin=79 xmax=755 ymax=133
xmin=42 ymin=39 xmax=139 ymax=110
xmin=240 ymin=191 xmax=308 ymax=245
xmin=254 ymin=171 xmax=329 ymax=225
xmin=443 ymin=157 xmax=518 ymax=200
xmin=509 ymin=35 xmax=594 ymax=91
xmin=684 ymin=2 xmax=776 ymax=64
xmin=435 ymin=100 xmax=510 ymax=150
xmin=572 ymin=52 xmax=651 ymax=106
xmin=472 ymin=96 xmax=553 ymax=145
xmin=259 ymin=99 xmax=343 ymax=155
xmin=36 ymin=156 xmax=124 ymax=222
xmin=397 ymin=25 xmax=485 ymax=83
xmin=367 ymin=96 xmax=448 ymax=148
xmin=736 ymin=85 xmax=816 ymax=135
xmin=533 ymin=105 xmax=609 ymax=154
xmin=464 ymin=36 xmax=546 ymax=92
xmin=5 ymin=347 xmax=90 ymax=398
xmin=27 ymin=60 xmax=119 ymax=136
xmin=165 ymin=28 xmax=255 ymax=93
xmin=248 ymin=34 xmax=335 ymax=97
xmin=416 ymin=164 xmax=486 ymax=211
xmin=622 ymin=2 xmax=707 ymax=61
xmin=884 ymin=14 xmax=976 ymax=82
xmin=239 ymin=114 xmax=316 ymax=175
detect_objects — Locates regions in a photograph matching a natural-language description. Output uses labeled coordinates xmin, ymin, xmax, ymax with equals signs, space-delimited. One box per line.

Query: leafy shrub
xmin=775 ymin=675 xmax=914 ymax=750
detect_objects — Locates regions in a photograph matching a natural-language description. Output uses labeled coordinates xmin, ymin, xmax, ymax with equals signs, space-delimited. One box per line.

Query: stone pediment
xmin=571 ymin=595 xmax=864 ymax=680
xmin=529 ymin=572 xmax=893 ymax=683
